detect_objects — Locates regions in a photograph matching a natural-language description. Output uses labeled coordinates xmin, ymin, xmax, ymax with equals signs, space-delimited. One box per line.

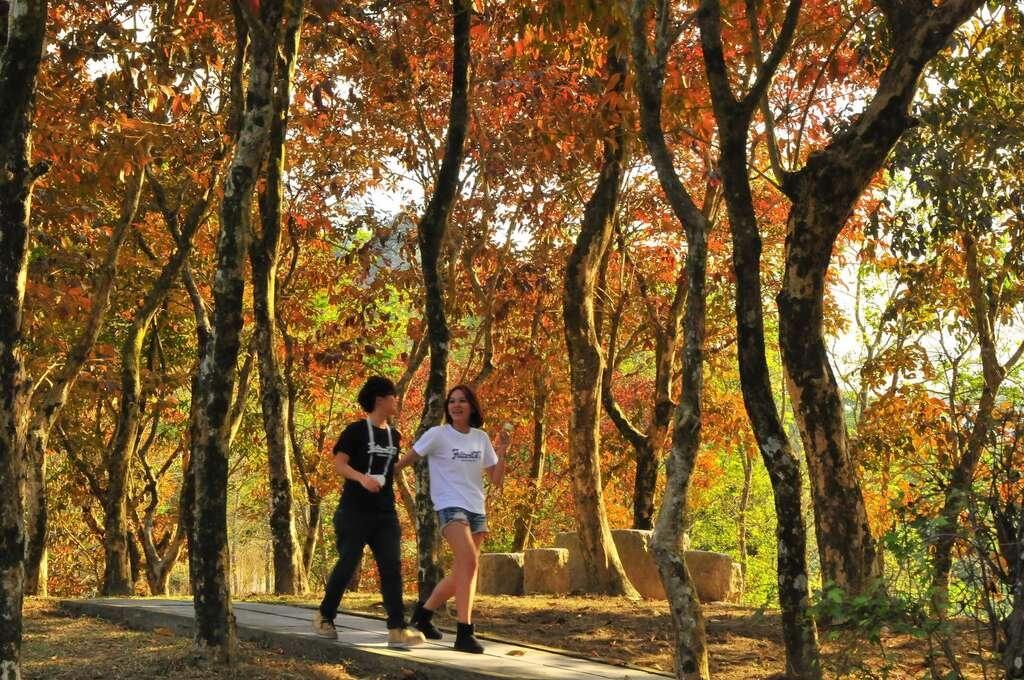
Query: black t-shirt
xmin=334 ymin=419 xmax=400 ymax=513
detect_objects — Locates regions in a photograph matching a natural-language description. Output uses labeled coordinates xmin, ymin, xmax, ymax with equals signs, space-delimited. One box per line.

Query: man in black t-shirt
xmin=311 ymin=376 xmax=424 ymax=649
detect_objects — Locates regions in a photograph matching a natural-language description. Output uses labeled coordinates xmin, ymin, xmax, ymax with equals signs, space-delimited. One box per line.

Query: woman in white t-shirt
xmin=394 ymin=384 xmax=508 ymax=654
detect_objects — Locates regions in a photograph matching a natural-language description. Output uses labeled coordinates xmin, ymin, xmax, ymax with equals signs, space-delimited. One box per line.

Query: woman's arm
xmin=393 ymin=448 xmax=419 ymax=473
xmin=485 ymin=429 xmax=509 ymax=488
xmin=334 ymin=451 xmax=381 ymax=492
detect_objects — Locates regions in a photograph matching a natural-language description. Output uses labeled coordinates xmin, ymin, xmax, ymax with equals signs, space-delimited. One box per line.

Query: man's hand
xmin=360 ymin=474 xmax=382 ymax=493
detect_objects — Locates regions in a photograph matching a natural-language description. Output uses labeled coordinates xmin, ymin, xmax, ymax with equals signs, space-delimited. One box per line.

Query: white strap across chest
xmin=364 ymin=418 xmax=395 ymax=476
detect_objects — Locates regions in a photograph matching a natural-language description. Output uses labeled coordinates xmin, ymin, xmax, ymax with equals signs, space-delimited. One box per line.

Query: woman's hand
xmin=495 ymin=425 xmax=512 ymax=456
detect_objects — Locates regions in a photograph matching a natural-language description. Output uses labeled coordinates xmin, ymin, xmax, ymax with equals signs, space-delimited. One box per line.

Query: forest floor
xmin=21 ymin=599 xmax=367 ymax=680
xmin=253 ymin=592 xmax=994 ymax=679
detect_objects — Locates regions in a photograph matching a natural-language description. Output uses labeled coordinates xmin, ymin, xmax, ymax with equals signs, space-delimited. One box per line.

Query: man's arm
xmin=334 ymin=451 xmax=381 ymax=493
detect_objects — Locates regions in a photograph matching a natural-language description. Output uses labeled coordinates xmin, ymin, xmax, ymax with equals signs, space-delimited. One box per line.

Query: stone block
xmin=553 ymin=531 xmax=588 ymax=593
xmin=685 ymin=550 xmax=740 ymax=603
xmin=477 ymin=552 xmax=524 ymax=596
xmin=611 ymin=529 xmax=663 ymax=599
xmin=523 ymin=548 xmax=570 ymax=595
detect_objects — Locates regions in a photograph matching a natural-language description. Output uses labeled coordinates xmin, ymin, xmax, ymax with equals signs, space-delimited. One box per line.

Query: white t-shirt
xmin=413 ymin=424 xmax=498 ymax=514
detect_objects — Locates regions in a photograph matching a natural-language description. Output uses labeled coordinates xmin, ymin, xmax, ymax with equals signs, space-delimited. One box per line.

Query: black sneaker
xmin=454 ymin=622 xmax=484 ymax=654
xmin=410 ymin=602 xmax=443 ymax=640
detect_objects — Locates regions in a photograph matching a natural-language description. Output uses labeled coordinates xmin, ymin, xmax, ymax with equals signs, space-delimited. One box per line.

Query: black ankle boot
xmin=454 ymin=622 xmax=484 ymax=654
xmin=410 ymin=603 xmax=442 ymax=640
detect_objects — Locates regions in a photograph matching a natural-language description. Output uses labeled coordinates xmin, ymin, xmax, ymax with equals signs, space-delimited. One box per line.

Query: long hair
xmin=444 ymin=384 xmax=484 ymax=428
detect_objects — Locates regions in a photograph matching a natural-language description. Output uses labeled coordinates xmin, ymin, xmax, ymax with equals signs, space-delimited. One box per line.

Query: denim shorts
xmin=437 ymin=506 xmax=488 ymax=534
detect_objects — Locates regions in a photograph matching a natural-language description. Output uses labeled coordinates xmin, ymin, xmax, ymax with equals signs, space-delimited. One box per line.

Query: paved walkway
xmin=59 ymin=598 xmax=669 ymax=680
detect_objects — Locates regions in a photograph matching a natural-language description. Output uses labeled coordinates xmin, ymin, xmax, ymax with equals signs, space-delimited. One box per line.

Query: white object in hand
xmin=370 ymin=474 xmax=387 ymax=486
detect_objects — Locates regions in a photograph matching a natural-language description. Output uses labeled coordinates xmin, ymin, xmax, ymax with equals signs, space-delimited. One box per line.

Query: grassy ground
xmin=22 ymin=599 xmax=366 ymax=680
xmin=23 ymin=594 xmax=995 ymax=679
xmin=254 ymin=592 xmax=993 ymax=679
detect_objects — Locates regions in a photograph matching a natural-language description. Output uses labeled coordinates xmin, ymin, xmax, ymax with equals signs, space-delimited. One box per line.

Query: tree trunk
xmin=21 ymin=451 xmax=45 ymax=598
xmin=411 ymin=0 xmax=471 ymax=602
xmin=191 ymin=0 xmax=287 ymax=663
xmin=101 ymin=181 xmax=206 ymax=596
xmin=1 ymin=3 xmax=49 ymax=675
xmin=138 ymin=515 xmax=186 ymax=596
xmin=650 ymin=217 xmax=709 ymax=680
xmin=135 ymin=422 xmax=187 ymax=596
xmin=252 ymin=0 xmax=304 ymax=596
xmin=300 ymin=498 xmax=321 ymax=579
xmin=694 ymin=0 xmax=830 ymax=673
xmin=776 ymin=239 xmax=880 ymax=594
xmin=631 ymin=5 xmax=717 ymax=673
xmin=738 ymin=442 xmax=754 ymax=586
xmin=127 ymin=528 xmax=144 ymax=591
xmin=602 ymin=257 xmax=683 ymax=531
xmin=281 ymin=311 xmax=322 ymax=588
xmin=512 ymin=362 xmax=548 ymax=552
xmin=1006 ymin=522 xmax=1024 ymax=680
xmin=22 ymin=161 xmax=144 ymax=597
xmin=930 ymin=230 xmax=1010 ymax=615
xmin=774 ymin=0 xmax=984 ymax=596
xmin=647 ymin=147 xmax=711 ymax=678
xmin=147 ymin=162 xmax=223 ymax=599
xmin=561 ymin=43 xmax=637 ymax=599
xmin=393 ymin=335 xmax=428 ymax=529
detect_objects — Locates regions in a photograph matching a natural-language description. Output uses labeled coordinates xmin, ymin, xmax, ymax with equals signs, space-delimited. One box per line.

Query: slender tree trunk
xmin=716 ymin=85 xmax=823 ymax=680
xmin=1 ymin=3 xmax=48 ymax=676
xmin=411 ymin=0 xmax=471 ymax=602
xmin=512 ymin=357 xmax=548 ymax=552
xmin=393 ymin=335 xmax=428 ymax=529
xmin=631 ymin=5 xmax=716 ymax=673
xmin=1005 ymin=513 xmax=1024 ymax=680
xmin=300 ymin=498 xmax=320 ymax=578
xmin=20 ymin=453 xmax=44 ymax=598
xmin=182 ymin=261 xmax=211 ymax=597
xmin=738 ymin=442 xmax=753 ymax=585
xmin=650 ymin=200 xmax=709 ymax=680
xmin=191 ymin=0 xmax=286 ymax=663
xmin=101 ymin=182 xmax=206 ymax=596
xmin=22 ymin=159 xmax=145 ymax=597
xmin=603 ymin=269 xmax=682 ymax=530
xmin=252 ymin=0 xmax=304 ymax=596
xmin=930 ymin=230 xmax=1010 ymax=615
xmin=562 ymin=43 xmax=637 ymax=598
xmin=127 ymin=529 xmax=144 ymax=590
xmin=281 ymin=313 xmax=322 ymax=587
xmin=147 ymin=162 xmax=222 ymax=598
xmin=135 ymin=421 xmax=187 ymax=596
xmin=695 ymin=0 xmax=829 ymax=673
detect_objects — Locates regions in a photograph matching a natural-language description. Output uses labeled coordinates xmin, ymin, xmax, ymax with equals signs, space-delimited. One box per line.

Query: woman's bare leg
xmin=424 ymin=525 xmax=485 ymax=623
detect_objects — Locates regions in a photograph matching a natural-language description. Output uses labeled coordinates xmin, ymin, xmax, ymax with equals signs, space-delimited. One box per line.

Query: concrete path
xmin=59 ymin=599 xmax=670 ymax=680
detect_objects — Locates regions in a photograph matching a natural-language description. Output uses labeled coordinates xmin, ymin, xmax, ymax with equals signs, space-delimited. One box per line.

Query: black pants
xmin=319 ymin=506 xmax=406 ymax=629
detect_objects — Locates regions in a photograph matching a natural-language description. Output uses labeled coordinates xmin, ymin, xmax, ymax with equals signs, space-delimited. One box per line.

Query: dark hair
xmin=444 ymin=384 xmax=484 ymax=428
xmin=357 ymin=376 xmax=397 ymax=413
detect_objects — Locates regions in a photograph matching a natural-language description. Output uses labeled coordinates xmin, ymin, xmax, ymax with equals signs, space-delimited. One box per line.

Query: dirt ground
xmin=258 ymin=592 xmax=993 ymax=679
xmin=21 ymin=599 xmax=368 ymax=680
